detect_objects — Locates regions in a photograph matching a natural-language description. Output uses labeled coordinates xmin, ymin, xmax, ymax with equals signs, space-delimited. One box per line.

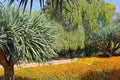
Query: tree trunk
xmin=4 ymin=65 xmax=15 ymax=80
xmin=0 ymin=49 xmax=15 ymax=80
xmin=105 ymin=51 xmax=112 ymax=57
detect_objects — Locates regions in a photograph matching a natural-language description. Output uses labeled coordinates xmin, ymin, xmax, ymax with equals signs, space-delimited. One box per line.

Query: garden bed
xmin=0 ymin=57 xmax=120 ymax=80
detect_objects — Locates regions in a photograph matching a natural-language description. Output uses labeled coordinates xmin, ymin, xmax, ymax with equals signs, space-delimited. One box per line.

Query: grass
xmin=0 ymin=56 xmax=120 ymax=80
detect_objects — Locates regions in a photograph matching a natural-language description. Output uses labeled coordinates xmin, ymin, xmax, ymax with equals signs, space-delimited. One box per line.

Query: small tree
xmin=0 ymin=6 xmax=57 ymax=80
xmin=91 ymin=24 xmax=120 ymax=57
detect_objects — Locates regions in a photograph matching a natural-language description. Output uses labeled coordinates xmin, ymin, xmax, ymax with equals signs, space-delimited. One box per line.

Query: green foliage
xmin=52 ymin=25 xmax=85 ymax=53
xmin=62 ymin=0 xmax=115 ymax=32
xmin=0 ymin=6 xmax=57 ymax=63
xmin=44 ymin=0 xmax=115 ymax=32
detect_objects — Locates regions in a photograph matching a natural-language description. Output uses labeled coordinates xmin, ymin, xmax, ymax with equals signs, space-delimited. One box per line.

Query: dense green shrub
xmin=52 ymin=26 xmax=85 ymax=57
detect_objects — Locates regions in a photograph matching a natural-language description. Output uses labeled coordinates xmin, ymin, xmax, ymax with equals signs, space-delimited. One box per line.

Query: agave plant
xmin=91 ymin=24 xmax=120 ymax=57
xmin=0 ymin=6 xmax=57 ymax=80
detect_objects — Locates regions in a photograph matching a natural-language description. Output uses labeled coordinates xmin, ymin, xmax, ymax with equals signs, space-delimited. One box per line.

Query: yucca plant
xmin=0 ymin=6 xmax=57 ymax=80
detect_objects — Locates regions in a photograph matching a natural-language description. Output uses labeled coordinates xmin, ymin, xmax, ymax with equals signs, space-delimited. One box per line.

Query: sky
xmin=28 ymin=0 xmax=120 ymax=12
xmin=0 ymin=0 xmax=120 ymax=12
xmin=105 ymin=0 xmax=120 ymax=12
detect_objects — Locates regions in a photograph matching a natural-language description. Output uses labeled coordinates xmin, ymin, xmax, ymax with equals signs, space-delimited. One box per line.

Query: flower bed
xmin=0 ymin=57 xmax=120 ymax=80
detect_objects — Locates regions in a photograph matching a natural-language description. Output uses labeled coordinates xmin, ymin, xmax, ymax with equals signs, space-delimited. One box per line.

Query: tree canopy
xmin=0 ymin=6 xmax=57 ymax=64
xmin=43 ymin=0 xmax=115 ymax=32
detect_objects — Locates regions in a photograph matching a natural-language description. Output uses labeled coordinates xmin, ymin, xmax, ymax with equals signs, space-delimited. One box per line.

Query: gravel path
xmin=0 ymin=58 xmax=77 ymax=68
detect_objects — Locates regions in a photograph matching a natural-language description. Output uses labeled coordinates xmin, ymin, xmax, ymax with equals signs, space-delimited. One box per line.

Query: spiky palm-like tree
xmin=0 ymin=6 xmax=57 ymax=80
xmin=7 ymin=0 xmax=73 ymax=12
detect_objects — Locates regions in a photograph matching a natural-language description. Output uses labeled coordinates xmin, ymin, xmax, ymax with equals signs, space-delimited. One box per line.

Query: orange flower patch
xmin=0 ymin=56 xmax=120 ymax=80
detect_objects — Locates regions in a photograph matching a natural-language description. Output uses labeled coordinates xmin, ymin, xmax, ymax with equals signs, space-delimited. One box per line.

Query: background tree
xmin=43 ymin=0 xmax=115 ymax=32
xmin=0 ymin=6 xmax=58 ymax=80
xmin=63 ymin=0 xmax=115 ymax=31
xmin=43 ymin=0 xmax=115 ymax=57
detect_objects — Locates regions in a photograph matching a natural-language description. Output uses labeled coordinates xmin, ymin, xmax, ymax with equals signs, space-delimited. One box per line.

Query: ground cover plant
xmin=0 ymin=56 xmax=120 ymax=80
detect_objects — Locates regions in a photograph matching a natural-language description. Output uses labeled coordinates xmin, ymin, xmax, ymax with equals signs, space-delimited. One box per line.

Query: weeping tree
xmin=54 ymin=0 xmax=115 ymax=31
xmin=0 ymin=6 xmax=57 ymax=80
xmin=91 ymin=24 xmax=120 ymax=57
xmin=43 ymin=0 xmax=115 ymax=37
xmin=62 ymin=0 xmax=115 ymax=56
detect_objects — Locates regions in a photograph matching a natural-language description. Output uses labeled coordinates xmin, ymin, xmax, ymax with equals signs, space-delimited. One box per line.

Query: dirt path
xmin=0 ymin=58 xmax=78 ymax=68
